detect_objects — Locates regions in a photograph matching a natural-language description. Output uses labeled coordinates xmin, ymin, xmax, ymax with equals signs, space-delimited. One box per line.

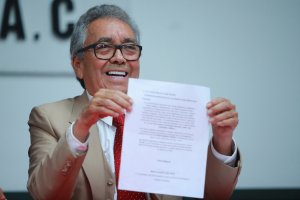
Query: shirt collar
xmin=86 ymin=90 xmax=113 ymax=126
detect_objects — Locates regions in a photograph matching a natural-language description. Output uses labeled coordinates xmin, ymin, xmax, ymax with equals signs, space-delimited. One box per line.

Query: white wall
xmin=0 ymin=0 xmax=300 ymax=191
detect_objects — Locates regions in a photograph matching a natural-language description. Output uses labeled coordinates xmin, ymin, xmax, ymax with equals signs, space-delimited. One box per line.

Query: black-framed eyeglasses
xmin=76 ymin=42 xmax=142 ymax=61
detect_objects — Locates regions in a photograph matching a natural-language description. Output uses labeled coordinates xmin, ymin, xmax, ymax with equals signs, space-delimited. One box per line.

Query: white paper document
xmin=119 ymin=78 xmax=211 ymax=198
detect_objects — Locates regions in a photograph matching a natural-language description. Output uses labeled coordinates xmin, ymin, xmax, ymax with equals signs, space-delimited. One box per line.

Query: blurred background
xmin=0 ymin=0 xmax=299 ymax=198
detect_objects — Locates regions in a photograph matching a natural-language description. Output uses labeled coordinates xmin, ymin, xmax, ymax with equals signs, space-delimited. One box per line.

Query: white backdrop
xmin=0 ymin=0 xmax=300 ymax=191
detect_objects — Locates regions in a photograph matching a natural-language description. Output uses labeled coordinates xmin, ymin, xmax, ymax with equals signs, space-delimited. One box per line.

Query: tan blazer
xmin=27 ymin=91 xmax=241 ymax=200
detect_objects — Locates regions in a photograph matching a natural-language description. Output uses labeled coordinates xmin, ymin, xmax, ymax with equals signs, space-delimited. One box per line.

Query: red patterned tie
xmin=113 ymin=115 xmax=146 ymax=200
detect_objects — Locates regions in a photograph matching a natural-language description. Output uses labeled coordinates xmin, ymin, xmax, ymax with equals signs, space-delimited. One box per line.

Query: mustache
xmin=106 ymin=64 xmax=129 ymax=69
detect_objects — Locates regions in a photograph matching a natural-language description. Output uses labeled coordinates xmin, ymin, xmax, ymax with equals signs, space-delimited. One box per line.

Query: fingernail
xmin=126 ymin=106 xmax=132 ymax=112
xmin=129 ymin=98 xmax=134 ymax=104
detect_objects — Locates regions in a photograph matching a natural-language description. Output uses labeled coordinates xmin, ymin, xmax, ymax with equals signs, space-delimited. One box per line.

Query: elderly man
xmin=27 ymin=4 xmax=241 ymax=200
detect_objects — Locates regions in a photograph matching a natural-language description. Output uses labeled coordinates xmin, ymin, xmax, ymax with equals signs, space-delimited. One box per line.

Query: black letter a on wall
xmin=0 ymin=0 xmax=25 ymax=40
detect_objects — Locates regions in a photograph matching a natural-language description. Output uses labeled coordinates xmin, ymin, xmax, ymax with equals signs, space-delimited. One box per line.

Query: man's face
xmin=73 ymin=18 xmax=140 ymax=95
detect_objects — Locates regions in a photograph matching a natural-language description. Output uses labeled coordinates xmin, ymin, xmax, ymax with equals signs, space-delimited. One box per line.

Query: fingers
xmin=214 ymin=113 xmax=239 ymax=128
xmin=91 ymin=89 xmax=133 ymax=118
xmin=95 ymin=89 xmax=133 ymax=113
xmin=207 ymin=98 xmax=238 ymax=128
xmin=207 ymin=98 xmax=235 ymax=112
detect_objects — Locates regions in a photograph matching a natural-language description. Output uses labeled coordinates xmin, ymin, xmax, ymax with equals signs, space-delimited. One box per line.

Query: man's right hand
xmin=73 ymin=89 xmax=133 ymax=142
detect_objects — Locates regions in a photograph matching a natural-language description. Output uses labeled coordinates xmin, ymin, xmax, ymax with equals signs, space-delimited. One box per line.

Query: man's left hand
xmin=207 ymin=98 xmax=239 ymax=155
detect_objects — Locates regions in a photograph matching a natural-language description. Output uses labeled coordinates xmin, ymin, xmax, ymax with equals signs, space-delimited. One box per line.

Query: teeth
xmin=106 ymin=71 xmax=127 ymax=77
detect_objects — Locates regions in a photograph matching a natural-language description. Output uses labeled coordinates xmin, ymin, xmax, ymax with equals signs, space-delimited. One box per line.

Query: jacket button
xmin=107 ymin=179 xmax=114 ymax=186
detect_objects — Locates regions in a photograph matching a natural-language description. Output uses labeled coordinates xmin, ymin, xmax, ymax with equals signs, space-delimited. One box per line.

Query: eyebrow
xmin=96 ymin=37 xmax=112 ymax=43
xmin=123 ymin=38 xmax=137 ymax=44
xmin=96 ymin=37 xmax=137 ymax=44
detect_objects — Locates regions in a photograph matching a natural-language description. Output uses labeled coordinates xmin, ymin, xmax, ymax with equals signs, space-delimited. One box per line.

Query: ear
xmin=72 ymin=56 xmax=83 ymax=79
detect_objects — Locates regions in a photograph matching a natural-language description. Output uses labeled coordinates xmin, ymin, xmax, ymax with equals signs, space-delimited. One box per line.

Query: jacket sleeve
xmin=203 ymin=143 xmax=242 ymax=200
xmin=27 ymin=106 xmax=86 ymax=200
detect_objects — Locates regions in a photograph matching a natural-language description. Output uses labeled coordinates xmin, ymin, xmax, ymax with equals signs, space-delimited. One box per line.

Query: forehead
xmin=85 ymin=18 xmax=136 ymax=44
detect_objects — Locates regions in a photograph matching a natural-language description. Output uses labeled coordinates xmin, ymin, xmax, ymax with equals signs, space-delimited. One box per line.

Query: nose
xmin=110 ymin=49 xmax=126 ymax=65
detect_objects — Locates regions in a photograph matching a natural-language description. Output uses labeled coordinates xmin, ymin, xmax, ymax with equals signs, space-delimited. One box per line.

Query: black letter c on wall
xmin=51 ymin=0 xmax=74 ymax=39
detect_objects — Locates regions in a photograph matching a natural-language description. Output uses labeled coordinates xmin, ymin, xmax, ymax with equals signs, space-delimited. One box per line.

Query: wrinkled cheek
xmin=128 ymin=61 xmax=140 ymax=78
xmin=132 ymin=73 xmax=139 ymax=78
xmin=132 ymin=67 xmax=140 ymax=78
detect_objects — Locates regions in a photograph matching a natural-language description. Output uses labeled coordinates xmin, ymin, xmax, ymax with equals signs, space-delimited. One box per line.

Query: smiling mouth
xmin=106 ymin=71 xmax=128 ymax=77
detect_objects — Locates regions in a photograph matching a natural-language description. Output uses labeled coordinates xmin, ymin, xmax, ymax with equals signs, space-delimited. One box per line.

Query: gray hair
xmin=70 ymin=4 xmax=140 ymax=59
